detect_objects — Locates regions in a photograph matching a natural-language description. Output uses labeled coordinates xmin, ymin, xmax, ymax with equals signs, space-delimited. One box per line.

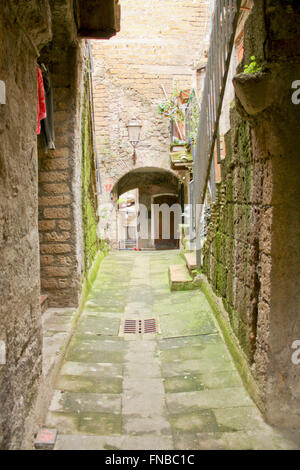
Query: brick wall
xmin=38 ymin=44 xmax=87 ymax=307
xmin=91 ymin=0 xmax=210 ymax=245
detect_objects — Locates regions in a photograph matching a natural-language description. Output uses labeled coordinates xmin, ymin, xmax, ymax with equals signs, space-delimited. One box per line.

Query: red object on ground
xmin=37 ymin=66 xmax=46 ymax=135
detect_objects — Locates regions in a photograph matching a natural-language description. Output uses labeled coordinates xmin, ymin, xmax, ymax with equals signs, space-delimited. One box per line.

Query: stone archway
xmin=109 ymin=167 xmax=181 ymax=250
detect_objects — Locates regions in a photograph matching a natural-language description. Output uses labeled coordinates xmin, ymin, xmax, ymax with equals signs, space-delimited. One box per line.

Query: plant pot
xmin=179 ymin=89 xmax=190 ymax=103
xmin=233 ymin=71 xmax=275 ymax=115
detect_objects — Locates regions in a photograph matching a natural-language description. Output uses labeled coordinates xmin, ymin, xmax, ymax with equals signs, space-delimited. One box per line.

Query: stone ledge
xmin=184 ymin=252 xmax=197 ymax=274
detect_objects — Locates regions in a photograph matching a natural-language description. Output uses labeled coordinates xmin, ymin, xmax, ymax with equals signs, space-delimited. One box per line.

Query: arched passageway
xmin=111 ymin=167 xmax=181 ymax=250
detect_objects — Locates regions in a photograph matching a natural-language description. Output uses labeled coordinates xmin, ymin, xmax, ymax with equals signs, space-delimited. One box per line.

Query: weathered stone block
xmin=58 ymin=220 xmax=72 ymax=230
xmin=57 ymin=278 xmax=73 ymax=289
xmin=57 ymin=256 xmax=73 ymax=266
xmin=39 ymin=220 xmax=56 ymax=231
xmin=42 ymin=266 xmax=71 ymax=277
xmin=40 ymin=244 xmax=72 ymax=254
xmin=43 ymin=158 xmax=69 ymax=171
xmin=41 ymin=278 xmax=58 ymax=290
xmin=40 ymin=255 xmax=55 ymax=266
xmin=39 ymin=171 xmax=69 ymax=183
xmin=44 ymin=231 xmax=71 ymax=243
xmin=39 ymin=196 xmax=71 ymax=206
xmin=41 ymin=183 xmax=70 ymax=195
xmin=43 ymin=208 xmax=71 ymax=219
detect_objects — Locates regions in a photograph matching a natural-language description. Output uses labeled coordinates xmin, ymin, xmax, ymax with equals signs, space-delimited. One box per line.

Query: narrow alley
xmin=43 ymin=251 xmax=295 ymax=450
xmin=0 ymin=0 xmax=299 ymax=453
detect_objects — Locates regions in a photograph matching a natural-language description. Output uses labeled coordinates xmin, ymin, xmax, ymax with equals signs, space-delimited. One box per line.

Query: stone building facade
xmin=91 ymin=0 xmax=211 ymax=248
xmin=0 ymin=0 xmax=119 ymax=449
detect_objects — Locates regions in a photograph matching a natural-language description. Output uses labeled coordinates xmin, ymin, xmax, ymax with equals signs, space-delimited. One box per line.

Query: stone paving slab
xmin=124 ymin=360 xmax=161 ymax=379
xmin=65 ymin=347 xmax=125 ymax=364
xmin=57 ymin=375 xmax=123 ymax=394
xmin=159 ymin=342 xmax=232 ymax=362
xmin=161 ymin=357 xmax=234 ymax=377
xmin=122 ymin=435 xmax=174 ymax=450
xmin=163 ymin=370 xmax=242 ymax=393
xmin=54 ymin=434 xmax=124 ymax=450
xmin=213 ymin=406 xmax=268 ymax=431
xmin=49 ymin=390 xmax=122 ymax=414
xmin=123 ymin=415 xmax=171 ymax=436
xmin=122 ymin=392 xmax=166 ymax=417
xmin=123 ymin=378 xmax=165 ymax=394
xmin=69 ymin=334 xmax=127 ymax=352
xmin=158 ymin=333 xmax=221 ymax=349
xmin=42 ymin=308 xmax=77 ymax=384
xmin=169 ymin=409 xmax=224 ymax=434
xmin=76 ymin=316 xmax=121 ymax=336
xmin=46 ymin=411 xmax=122 ymax=435
xmin=41 ymin=251 xmax=299 ymax=450
xmin=159 ymin=310 xmax=217 ymax=337
xmin=60 ymin=361 xmax=123 ymax=378
xmin=166 ymin=387 xmax=253 ymax=413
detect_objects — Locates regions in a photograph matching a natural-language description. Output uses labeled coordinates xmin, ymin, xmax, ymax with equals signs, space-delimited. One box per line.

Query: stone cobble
xmin=42 ymin=251 xmax=298 ymax=450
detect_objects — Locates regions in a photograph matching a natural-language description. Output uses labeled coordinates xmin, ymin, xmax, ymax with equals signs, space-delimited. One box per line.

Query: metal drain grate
xmin=123 ymin=319 xmax=137 ymax=334
xmin=123 ymin=319 xmax=158 ymax=334
xmin=143 ymin=318 xmax=157 ymax=333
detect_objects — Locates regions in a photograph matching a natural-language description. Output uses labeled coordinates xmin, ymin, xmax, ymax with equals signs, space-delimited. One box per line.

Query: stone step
xmin=183 ymin=252 xmax=197 ymax=274
xmin=168 ymin=264 xmax=193 ymax=291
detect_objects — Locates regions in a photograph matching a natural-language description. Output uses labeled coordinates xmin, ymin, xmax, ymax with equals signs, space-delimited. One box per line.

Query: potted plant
xmin=233 ymin=56 xmax=274 ymax=115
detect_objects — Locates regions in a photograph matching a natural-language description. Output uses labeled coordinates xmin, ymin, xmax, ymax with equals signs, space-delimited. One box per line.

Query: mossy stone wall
xmin=202 ymin=106 xmax=271 ymax=370
xmin=81 ymin=70 xmax=100 ymax=275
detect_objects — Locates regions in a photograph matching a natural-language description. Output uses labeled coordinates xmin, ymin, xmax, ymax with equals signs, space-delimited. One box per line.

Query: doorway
xmin=152 ymin=194 xmax=179 ymax=250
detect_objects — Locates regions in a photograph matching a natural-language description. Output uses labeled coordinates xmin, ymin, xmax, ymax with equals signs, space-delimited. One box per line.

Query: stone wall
xmin=91 ymin=0 xmax=210 ymax=245
xmin=0 ymin=0 xmax=52 ymax=449
xmin=202 ymin=0 xmax=300 ymax=427
xmin=203 ymin=108 xmax=268 ymax=366
xmin=0 ymin=0 xmax=109 ymax=449
xmin=81 ymin=63 xmax=101 ymax=274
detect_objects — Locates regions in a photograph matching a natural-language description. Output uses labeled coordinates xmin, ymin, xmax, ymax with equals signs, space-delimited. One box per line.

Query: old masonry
xmin=0 ymin=0 xmax=299 ymax=450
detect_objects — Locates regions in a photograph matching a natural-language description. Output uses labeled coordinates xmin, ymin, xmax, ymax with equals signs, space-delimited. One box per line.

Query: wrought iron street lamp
xmin=127 ymin=117 xmax=142 ymax=165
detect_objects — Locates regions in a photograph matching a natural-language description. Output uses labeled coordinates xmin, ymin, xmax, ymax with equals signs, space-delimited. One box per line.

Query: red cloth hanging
xmin=37 ymin=66 xmax=46 ymax=135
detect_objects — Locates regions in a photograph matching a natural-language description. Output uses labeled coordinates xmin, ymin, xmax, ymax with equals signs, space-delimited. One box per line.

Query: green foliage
xmin=192 ymin=268 xmax=202 ymax=276
xmin=158 ymin=86 xmax=185 ymax=122
xmin=81 ymin=73 xmax=100 ymax=274
xmin=187 ymin=98 xmax=200 ymax=144
xmin=243 ymin=56 xmax=262 ymax=74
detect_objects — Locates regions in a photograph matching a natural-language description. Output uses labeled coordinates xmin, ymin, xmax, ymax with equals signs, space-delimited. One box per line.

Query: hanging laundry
xmin=37 ymin=66 xmax=46 ymax=135
xmin=40 ymin=64 xmax=55 ymax=149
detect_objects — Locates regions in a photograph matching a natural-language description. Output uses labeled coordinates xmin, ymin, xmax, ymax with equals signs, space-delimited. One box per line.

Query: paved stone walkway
xmin=45 ymin=251 xmax=297 ymax=450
